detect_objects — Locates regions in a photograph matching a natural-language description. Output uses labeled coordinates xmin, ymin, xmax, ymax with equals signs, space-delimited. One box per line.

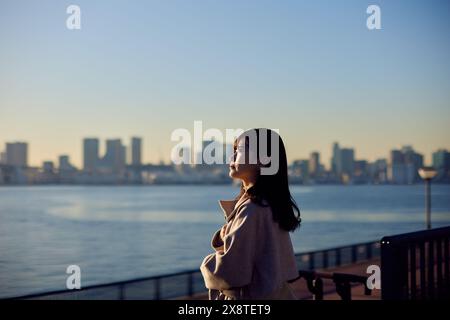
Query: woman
xmin=200 ymin=128 xmax=301 ymax=300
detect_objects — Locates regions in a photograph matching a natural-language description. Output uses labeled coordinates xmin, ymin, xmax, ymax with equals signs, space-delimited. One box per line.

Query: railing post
xmin=445 ymin=237 xmax=450 ymax=298
xmin=436 ymin=239 xmax=443 ymax=298
xmin=188 ymin=272 xmax=194 ymax=297
xmin=381 ymin=238 xmax=406 ymax=300
xmin=419 ymin=242 xmax=426 ymax=299
xmin=427 ymin=240 xmax=435 ymax=299
xmin=119 ymin=284 xmax=125 ymax=300
xmin=309 ymin=253 xmax=315 ymax=270
xmin=366 ymin=243 xmax=373 ymax=260
xmin=335 ymin=248 xmax=341 ymax=267
xmin=351 ymin=245 xmax=357 ymax=263
xmin=410 ymin=243 xmax=417 ymax=300
xmin=155 ymin=277 xmax=161 ymax=300
xmin=323 ymin=251 xmax=328 ymax=269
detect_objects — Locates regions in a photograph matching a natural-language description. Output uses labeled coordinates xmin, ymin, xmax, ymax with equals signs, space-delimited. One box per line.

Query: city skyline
xmin=2 ymin=136 xmax=449 ymax=185
xmin=1 ymin=133 xmax=448 ymax=169
xmin=1 ymin=136 xmax=448 ymax=170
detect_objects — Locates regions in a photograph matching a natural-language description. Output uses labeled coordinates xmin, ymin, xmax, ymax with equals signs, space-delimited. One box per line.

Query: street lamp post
xmin=418 ymin=167 xmax=438 ymax=230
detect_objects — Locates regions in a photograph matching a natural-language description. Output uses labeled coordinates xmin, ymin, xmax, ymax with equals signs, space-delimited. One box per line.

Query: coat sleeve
xmin=211 ymin=227 xmax=224 ymax=252
xmin=200 ymin=204 xmax=260 ymax=290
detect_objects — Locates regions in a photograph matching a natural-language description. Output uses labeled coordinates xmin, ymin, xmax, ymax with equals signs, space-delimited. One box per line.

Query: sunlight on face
xmin=229 ymin=136 xmax=260 ymax=182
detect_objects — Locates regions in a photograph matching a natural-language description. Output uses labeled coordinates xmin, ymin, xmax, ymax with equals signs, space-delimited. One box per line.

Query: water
xmin=0 ymin=184 xmax=449 ymax=298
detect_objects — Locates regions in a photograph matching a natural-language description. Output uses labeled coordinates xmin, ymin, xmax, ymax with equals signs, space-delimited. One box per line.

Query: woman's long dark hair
xmin=233 ymin=128 xmax=301 ymax=232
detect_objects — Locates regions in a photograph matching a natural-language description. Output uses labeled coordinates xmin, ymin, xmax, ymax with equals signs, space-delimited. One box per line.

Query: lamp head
xmin=418 ymin=167 xmax=437 ymax=180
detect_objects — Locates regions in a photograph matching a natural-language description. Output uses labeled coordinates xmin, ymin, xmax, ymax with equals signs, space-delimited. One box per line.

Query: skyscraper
xmin=5 ymin=142 xmax=28 ymax=167
xmin=42 ymin=161 xmax=55 ymax=173
xmin=331 ymin=142 xmax=340 ymax=174
xmin=388 ymin=150 xmax=405 ymax=184
xmin=309 ymin=152 xmax=320 ymax=178
xmin=59 ymin=155 xmax=77 ymax=172
xmin=131 ymin=137 xmax=142 ymax=166
xmin=433 ymin=149 xmax=450 ymax=171
xmin=292 ymin=159 xmax=310 ymax=181
xmin=83 ymin=138 xmax=99 ymax=173
xmin=388 ymin=146 xmax=423 ymax=184
xmin=432 ymin=149 xmax=450 ymax=182
xmin=337 ymin=148 xmax=355 ymax=178
xmin=102 ymin=139 xmax=126 ymax=173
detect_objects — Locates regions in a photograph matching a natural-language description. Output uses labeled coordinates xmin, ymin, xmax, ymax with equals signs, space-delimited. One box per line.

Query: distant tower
xmin=338 ymin=148 xmax=355 ymax=178
xmin=131 ymin=137 xmax=142 ymax=166
xmin=309 ymin=152 xmax=320 ymax=178
xmin=103 ymin=139 xmax=126 ymax=173
xmin=388 ymin=146 xmax=423 ymax=184
xmin=5 ymin=142 xmax=28 ymax=167
xmin=42 ymin=161 xmax=55 ymax=173
xmin=83 ymin=138 xmax=99 ymax=173
xmin=59 ymin=155 xmax=76 ymax=172
xmin=331 ymin=142 xmax=340 ymax=174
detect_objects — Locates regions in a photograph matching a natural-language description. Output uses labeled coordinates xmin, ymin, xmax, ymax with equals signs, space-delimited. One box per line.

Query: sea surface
xmin=1 ymin=184 xmax=449 ymax=298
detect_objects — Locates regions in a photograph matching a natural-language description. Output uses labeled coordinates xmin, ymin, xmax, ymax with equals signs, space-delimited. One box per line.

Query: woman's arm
xmin=200 ymin=203 xmax=260 ymax=290
xmin=210 ymin=225 xmax=227 ymax=253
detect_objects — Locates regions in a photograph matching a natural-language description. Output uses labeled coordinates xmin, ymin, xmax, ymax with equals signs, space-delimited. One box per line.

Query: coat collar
xmin=218 ymin=195 xmax=249 ymax=222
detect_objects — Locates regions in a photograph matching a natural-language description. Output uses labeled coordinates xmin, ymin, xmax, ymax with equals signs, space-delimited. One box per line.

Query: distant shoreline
xmin=1 ymin=182 xmax=449 ymax=187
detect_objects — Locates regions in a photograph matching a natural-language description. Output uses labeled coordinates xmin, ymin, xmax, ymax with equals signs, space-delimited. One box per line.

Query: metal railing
xmin=8 ymin=240 xmax=380 ymax=300
xmin=381 ymin=226 xmax=450 ymax=300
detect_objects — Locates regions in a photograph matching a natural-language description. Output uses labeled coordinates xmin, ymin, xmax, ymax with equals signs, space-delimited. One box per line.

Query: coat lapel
xmin=218 ymin=195 xmax=249 ymax=222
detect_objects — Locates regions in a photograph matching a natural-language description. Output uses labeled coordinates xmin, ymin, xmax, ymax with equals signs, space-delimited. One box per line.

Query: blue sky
xmin=1 ymin=0 xmax=449 ymax=167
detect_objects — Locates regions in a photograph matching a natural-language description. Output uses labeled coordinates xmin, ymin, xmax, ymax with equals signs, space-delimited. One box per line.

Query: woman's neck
xmin=242 ymin=176 xmax=257 ymax=192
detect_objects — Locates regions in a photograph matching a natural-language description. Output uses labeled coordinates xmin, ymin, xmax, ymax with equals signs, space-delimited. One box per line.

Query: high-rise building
xmin=131 ymin=137 xmax=142 ymax=166
xmin=298 ymin=160 xmax=310 ymax=180
xmin=42 ymin=161 xmax=54 ymax=173
xmin=59 ymin=155 xmax=77 ymax=172
xmin=308 ymin=152 xmax=320 ymax=178
xmin=432 ymin=149 xmax=450 ymax=171
xmin=102 ymin=139 xmax=126 ymax=173
xmin=331 ymin=142 xmax=340 ymax=174
xmin=354 ymin=160 xmax=368 ymax=183
xmin=336 ymin=148 xmax=355 ymax=178
xmin=432 ymin=149 xmax=450 ymax=181
xmin=5 ymin=142 xmax=28 ymax=167
xmin=0 ymin=151 xmax=5 ymax=165
xmin=405 ymin=147 xmax=423 ymax=183
xmin=370 ymin=158 xmax=388 ymax=184
xmin=388 ymin=146 xmax=423 ymax=184
xmin=83 ymin=138 xmax=99 ymax=173
xmin=388 ymin=150 xmax=405 ymax=184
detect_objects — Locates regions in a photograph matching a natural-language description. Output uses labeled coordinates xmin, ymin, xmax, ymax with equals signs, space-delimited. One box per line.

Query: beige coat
xmin=200 ymin=194 xmax=299 ymax=300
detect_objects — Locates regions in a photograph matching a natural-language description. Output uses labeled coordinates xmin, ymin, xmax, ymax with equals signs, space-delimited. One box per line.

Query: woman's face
xmin=229 ymin=136 xmax=260 ymax=182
